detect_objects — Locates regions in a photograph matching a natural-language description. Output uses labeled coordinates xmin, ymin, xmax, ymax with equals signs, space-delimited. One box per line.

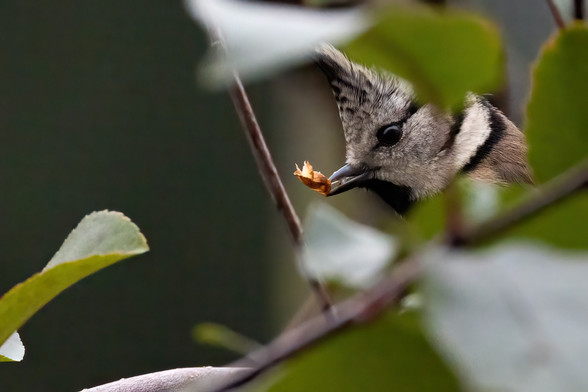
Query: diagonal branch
xmin=545 ymin=0 xmax=566 ymax=29
xmin=201 ymin=21 xmax=335 ymax=314
xmin=204 ymin=24 xmax=332 ymax=312
xmin=228 ymin=75 xmax=333 ymax=312
xmin=213 ymin=259 xmax=422 ymax=391
xmin=453 ymin=161 xmax=588 ymax=246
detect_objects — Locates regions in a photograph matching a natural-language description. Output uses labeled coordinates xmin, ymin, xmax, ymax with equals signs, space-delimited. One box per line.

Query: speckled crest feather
xmin=315 ymin=44 xmax=532 ymax=212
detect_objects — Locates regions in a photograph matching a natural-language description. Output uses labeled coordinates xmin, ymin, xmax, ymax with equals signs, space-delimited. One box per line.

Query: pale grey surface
xmin=423 ymin=244 xmax=588 ymax=392
xmin=0 ymin=332 xmax=25 ymax=362
xmin=81 ymin=367 xmax=250 ymax=392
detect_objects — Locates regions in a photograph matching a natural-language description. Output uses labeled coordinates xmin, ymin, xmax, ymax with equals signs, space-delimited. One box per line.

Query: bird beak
xmin=327 ymin=164 xmax=371 ymax=196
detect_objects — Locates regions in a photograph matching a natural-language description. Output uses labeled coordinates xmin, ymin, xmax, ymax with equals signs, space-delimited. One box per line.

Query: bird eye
xmin=376 ymin=122 xmax=403 ymax=146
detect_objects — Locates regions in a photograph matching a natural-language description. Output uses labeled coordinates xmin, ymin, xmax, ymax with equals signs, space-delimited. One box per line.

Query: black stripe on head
xmin=361 ymin=179 xmax=414 ymax=215
xmin=315 ymin=54 xmax=346 ymax=84
xmin=462 ymin=99 xmax=506 ymax=173
xmin=407 ymin=101 xmax=421 ymax=117
xmin=441 ymin=111 xmax=465 ymax=152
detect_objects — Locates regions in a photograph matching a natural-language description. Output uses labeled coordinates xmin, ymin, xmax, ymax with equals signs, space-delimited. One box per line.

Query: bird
xmin=314 ymin=44 xmax=533 ymax=215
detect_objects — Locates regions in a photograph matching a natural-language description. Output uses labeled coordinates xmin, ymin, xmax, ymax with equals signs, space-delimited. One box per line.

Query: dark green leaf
xmin=345 ymin=6 xmax=503 ymax=109
xmin=266 ymin=312 xmax=458 ymax=392
xmin=526 ymin=24 xmax=588 ymax=182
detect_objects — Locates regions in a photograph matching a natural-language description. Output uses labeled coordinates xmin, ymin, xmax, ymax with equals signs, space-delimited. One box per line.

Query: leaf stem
xmin=212 ymin=259 xmax=422 ymax=391
xmin=222 ymin=49 xmax=333 ymax=312
xmin=545 ymin=0 xmax=566 ymax=29
xmin=574 ymin=0 xmax=585 ymax=20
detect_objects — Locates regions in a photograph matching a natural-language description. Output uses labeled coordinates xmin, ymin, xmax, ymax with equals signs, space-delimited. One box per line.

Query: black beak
xmin=327 ymin=164 xmax=371 ymax=196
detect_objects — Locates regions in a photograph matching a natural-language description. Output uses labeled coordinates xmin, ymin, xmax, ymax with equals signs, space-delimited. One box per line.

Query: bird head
xmin=315 ymin=44 xmax=532 ymax=214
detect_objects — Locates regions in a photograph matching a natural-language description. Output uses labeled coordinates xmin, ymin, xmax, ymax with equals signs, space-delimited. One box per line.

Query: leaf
xmin=293 ymin=161 xmax=331 ymax=196
xmin=265 ymin=312 xmax=459 ymax=391
xmin=81 ymin=367 xmax=251 ymax=391
xmin=302 ymin=203 xmax=396 ymax=289
xmin=422 ymin=243 xmax=588 ymax=392
xmin=0 ymin=211 xmax=149 ymax=347
xmin=0 ymin=332 xmax=24 ymax=362
xmin=526 ymin=24 xmax=588 ymax=182
xmin=185 ymin=0 xmax=369 ymax=86
xmin=345 ymin=6 xmax=503 ymax=110
xmin=192 ymin=322 xmax=261 ymax=355
xmin=504 ymin=192 xmax=588 ymax=250
xmin=468 ymin=180 xmax=588 ymax=250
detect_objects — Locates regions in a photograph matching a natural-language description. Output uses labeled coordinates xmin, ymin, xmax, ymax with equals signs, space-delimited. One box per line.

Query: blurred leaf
xmin=0 ymin=211 xmax=149 ymax=347
xmin=82 ymin=367 xmax=251 ymax=391
xmin=504 ymin=192 xmax=588 ymax=250
xmin=468 ymin=179 xmax=588 ymax=250
xmin=345 ymin=6 xmax=503 ymax=110
xmin=406 ymin=193 xmax=445 ymax=242
xmin=459 ymin=180 xmax=501 ymax=224
xmin=185 ymin=0 xmax=369 ymax=86
xmin=192 ymin=322 xmax=260 ymax=355
xmin=422 ymin=243 xmax=588 ymax=391
xmin=0 ymin=332 xmax=24 ymax=362
xmin=265 ymin=312 xmax=458 ymax=391
xmin=302 ymin=202 xmax=397 ymax=289
xmin=526 ymin=24 xmax=588 ymax=182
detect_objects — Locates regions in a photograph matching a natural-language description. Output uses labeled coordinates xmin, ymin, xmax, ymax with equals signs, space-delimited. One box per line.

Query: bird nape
xmin=315 ymin=44 xmax=533 ymax=215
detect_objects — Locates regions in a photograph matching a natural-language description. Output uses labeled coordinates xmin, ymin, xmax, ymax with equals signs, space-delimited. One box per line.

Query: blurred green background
xmin=0 ymin=0 xmax=559 ymax=390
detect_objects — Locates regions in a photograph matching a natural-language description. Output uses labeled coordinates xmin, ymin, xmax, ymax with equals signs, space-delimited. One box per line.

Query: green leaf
xmin=192 ymin=322 xmax=260 ymax=355
xmin=0 ymin=211 xmax=149 ymax=347
xmin=302 ymin=203 xmax=397 ymax=289
xmin=469 ymin=181 xmax=588 ymax=250
xmin=504 ymin=192 xmax=588 ymax=250
xmin=405 ymin=193 xmax=445 ymax=242
xmin=345 ymin=6 xmax=503 ymax=110
xmin=422 ymin=243 xmax=588 ymax=391
xmin=0 ymin=332 xmax=24 ymax=362
xmin=265 ymin=312 xmax=458 ymax=391
xmin=526 ymin=24 xmax=588 ymax=182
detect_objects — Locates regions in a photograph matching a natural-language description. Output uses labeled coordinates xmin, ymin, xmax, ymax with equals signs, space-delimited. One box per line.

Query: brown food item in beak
xmin=293 ymin=161 xmax=331 ymax=196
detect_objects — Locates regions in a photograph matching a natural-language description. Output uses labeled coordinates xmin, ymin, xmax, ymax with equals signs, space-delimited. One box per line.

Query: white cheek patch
xmin=453 ymin=102 xmax=491 ymax=170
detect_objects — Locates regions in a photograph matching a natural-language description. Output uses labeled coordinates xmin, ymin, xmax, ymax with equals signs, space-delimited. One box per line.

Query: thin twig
xmin=228 ymin=73 xmax=333 ymax=313
xmin=545 ymin=0 xmax=566 ymax=29
xmin=203 ymin=23 xmax=332 ymax=313
xmin=455 ymin=161 xmax=588 ymax=247
xmin=574 ymin=0 xmax=585 ymax=20
xmin=213 ymin=259 xmax=422 ymax=391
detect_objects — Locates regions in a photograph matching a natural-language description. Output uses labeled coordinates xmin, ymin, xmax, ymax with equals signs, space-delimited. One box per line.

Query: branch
xmin=205 ymin=32 xmax=332 ymax=312
xmin=545 ymin=0 xmax=566 ymax=29
xmin=454 ymin=161 xmax=588 ymax=246
xmin=212 ymin=259 xmax=422 ymax=391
